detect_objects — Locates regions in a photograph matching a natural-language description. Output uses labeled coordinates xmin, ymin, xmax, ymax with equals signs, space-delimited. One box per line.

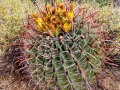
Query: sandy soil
xmin=0 ymin=55 xmax=29 ymax=90
xmin=97 ymin=68 xmax=120 ymax=90
xmin=0 ymin=69 xmax=119 ymax=90
xmin=0 ymin=75 xmax=29 ymax=90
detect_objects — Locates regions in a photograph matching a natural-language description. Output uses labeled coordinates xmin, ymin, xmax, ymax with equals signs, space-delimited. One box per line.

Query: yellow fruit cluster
xmin=32 ymin=2 xmax=74 ymax=36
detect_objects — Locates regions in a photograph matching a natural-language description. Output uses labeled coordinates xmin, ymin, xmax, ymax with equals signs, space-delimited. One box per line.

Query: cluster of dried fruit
xmin=32 ymin=2 xmax=74 ymax=36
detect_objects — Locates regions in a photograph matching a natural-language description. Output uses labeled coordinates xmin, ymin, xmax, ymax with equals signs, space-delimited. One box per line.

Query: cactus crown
xmin=32 ymin=2 xmax=74 ymax=37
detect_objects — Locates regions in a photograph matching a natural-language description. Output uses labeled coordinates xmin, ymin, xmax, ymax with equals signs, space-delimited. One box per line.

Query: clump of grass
xmin=97 ymin=6 xmax=120 ymax=30
xmin=97 ymin=6 xmax=120 ymax=43
xmin=0 ymin=0 xmax=41 ymax=53
xmin=113 ymin=7 xmax=120 ymax=43
xmin=94 ymin=0 xmax=111 ymax=7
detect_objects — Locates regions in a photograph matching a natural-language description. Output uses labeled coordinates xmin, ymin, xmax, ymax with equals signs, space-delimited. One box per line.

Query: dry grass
xmin=0 ymin=0 xmax=45 ymax=53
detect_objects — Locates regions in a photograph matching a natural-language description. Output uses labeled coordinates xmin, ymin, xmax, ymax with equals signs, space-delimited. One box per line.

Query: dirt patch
xmin=96 ymin=68 xmax=120 ymax=90
xmin=0 ymin=75 xmax=29 ymax=90
xmin=96 ymin=52 xmax=120 ymax=90
xmin=0 ymin=56 xmax=29 ymax=90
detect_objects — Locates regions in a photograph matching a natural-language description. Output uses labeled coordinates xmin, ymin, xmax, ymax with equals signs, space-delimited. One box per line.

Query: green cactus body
xmin=27 ymin=17 xmax=104 ymax=90
xmin=6 ymin=1 xmax=109 ymax=90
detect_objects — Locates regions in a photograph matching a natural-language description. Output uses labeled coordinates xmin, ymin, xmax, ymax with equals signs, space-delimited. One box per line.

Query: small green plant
xmin=5 ymin=1 xmax=114 ymax=90
xmin=94 ymin=0 xmax=111 ymax=7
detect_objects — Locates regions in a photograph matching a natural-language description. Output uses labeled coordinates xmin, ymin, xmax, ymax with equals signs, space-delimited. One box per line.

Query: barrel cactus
xmin=6 ymin=1 xmax=110 ymax=90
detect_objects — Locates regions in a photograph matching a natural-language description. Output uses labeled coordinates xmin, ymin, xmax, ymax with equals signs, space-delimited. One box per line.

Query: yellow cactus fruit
xmin=59 ymin=3 xmax=65 ymax=10
xmin=42 ymin=11 xmax=47 ymax=17
xmin=55 ymin=18 xmax=60 ymax=23
xmin=50 ymin=15 xmax=56 ymax=23
xmin=33 ymin=18 xmax=38 ymax=24
xmin=37 ymin=18 xmax=44 ymax=31
xmin=67 ymin=12 xmax=74 ymax=20
xmin=46 ymin=4 xmax=51 ymax=11
xmin=51 ymin=7 xmax=56 ymax=15
xmin=69 ymin=3 xmax=74 ymax=12
xmin=33 ymin=13 xmax=38 ymax=18
xmin=63 ymin=21 xmax=72 ymax=32
xmin=56 ymin=2 xmax=60 ymax=8
xmin=32 ymin=2 xmax=74 ymax=36
xmin=62 ymin=17 xmax=67 ymax=23
xmin=37 ymin=18 xmax=43 ymax=24
xmin=49 ymin=23 xmax=55 ymax=30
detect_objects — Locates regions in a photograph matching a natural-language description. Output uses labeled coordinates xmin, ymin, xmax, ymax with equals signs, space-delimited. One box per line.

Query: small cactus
xmin=6 ymin=1 xmax=111 ymax=90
